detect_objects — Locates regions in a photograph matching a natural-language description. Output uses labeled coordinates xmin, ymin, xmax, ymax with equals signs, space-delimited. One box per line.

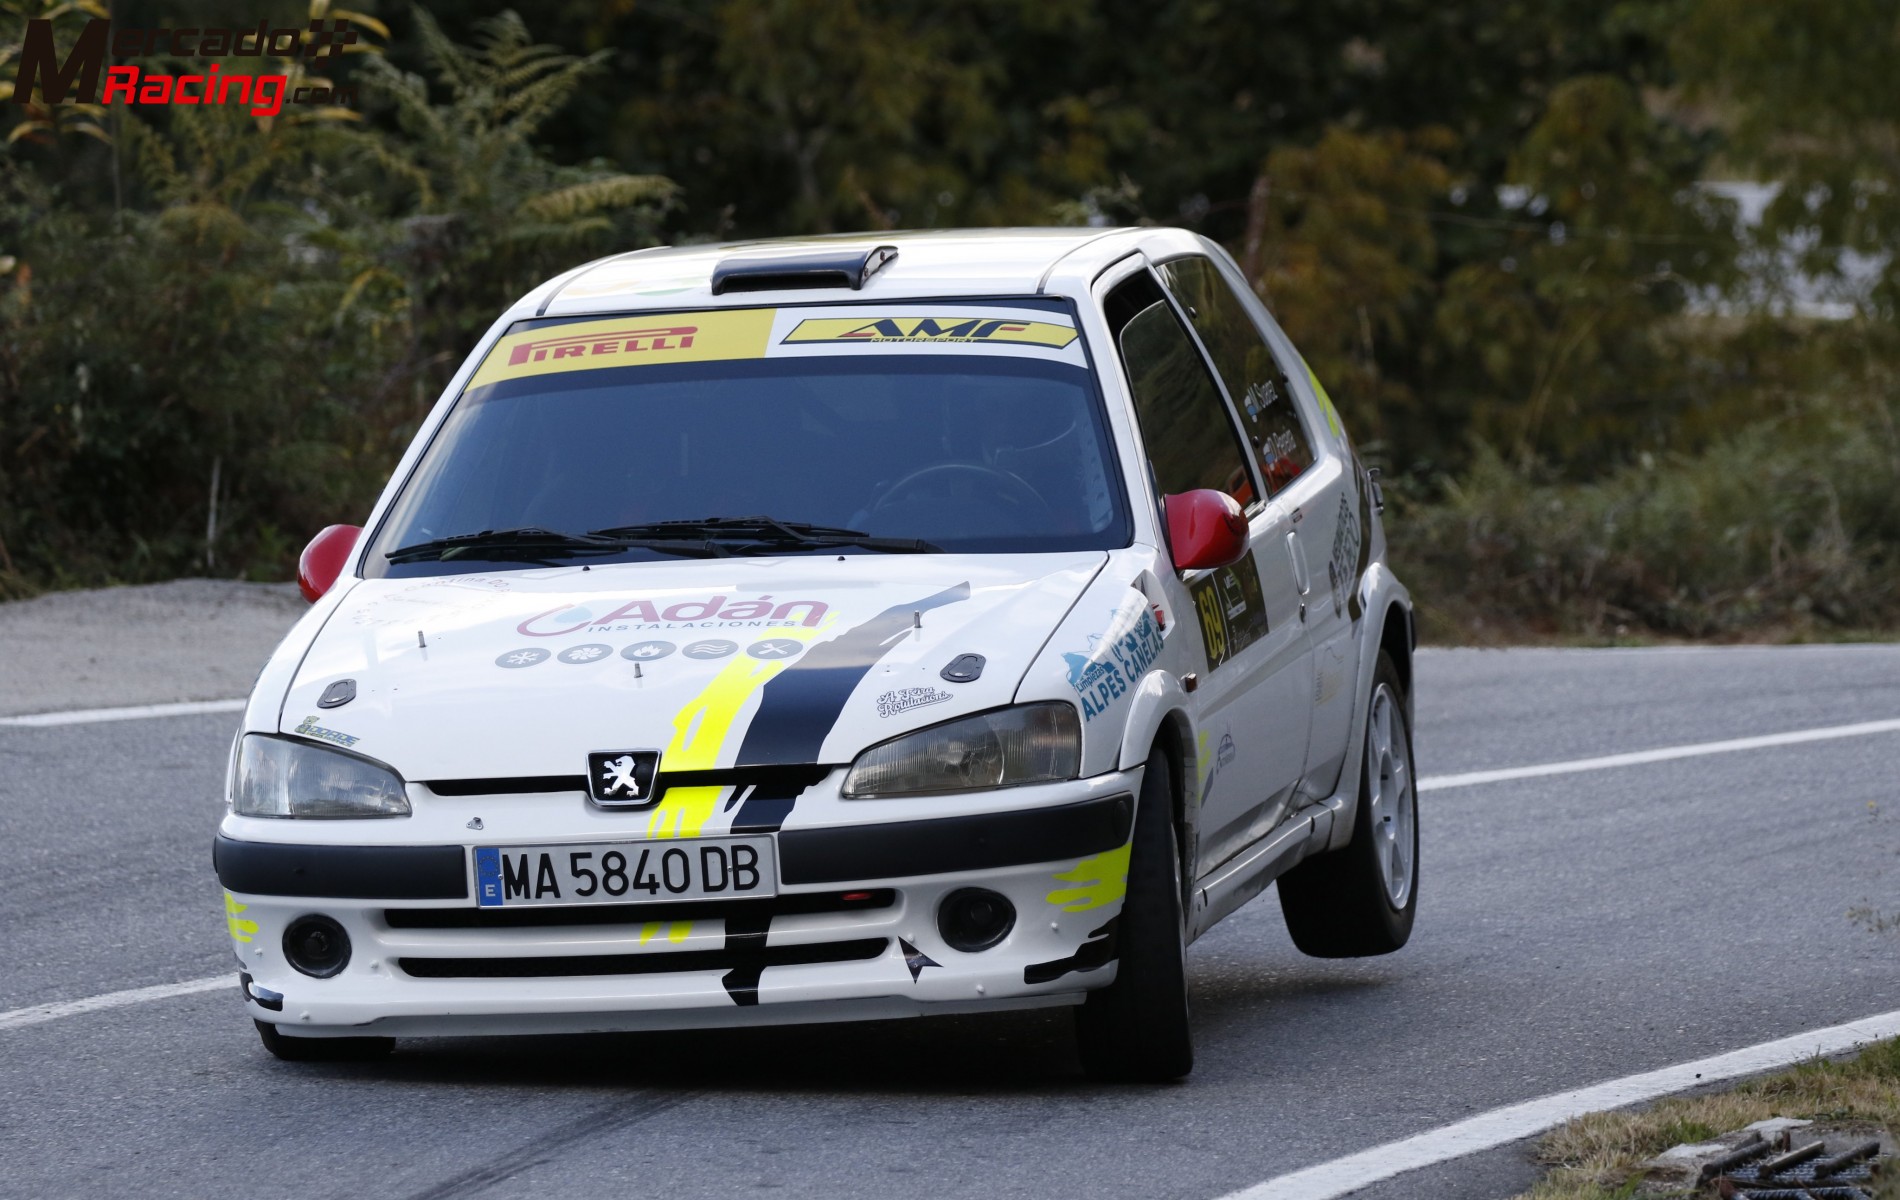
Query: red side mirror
xmin=298 ymin=524 xmax=362 ymax=602
xmin=1166 ymin=490 xmax=1248 ymax=572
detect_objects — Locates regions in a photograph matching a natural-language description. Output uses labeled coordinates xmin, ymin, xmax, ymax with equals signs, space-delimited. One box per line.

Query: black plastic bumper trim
xmin=777 ymin=792 xmax=1133 ymax=885
xmin=398 ymin=938 xmax=887 ymax=980
xmin=214 ymin=835 xmax=468 ymax=900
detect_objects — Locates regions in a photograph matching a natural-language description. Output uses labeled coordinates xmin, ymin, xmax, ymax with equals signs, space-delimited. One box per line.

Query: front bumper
xmin=216 ymin=772 xmax=1136 ymax=1038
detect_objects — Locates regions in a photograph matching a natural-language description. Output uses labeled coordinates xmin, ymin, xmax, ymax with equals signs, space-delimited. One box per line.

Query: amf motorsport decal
xmin=1190 ymin=550 xmax=1269 ymax=670
xmin=781 ymin=316 xmax=1078 ymax=348
xmin=1064 ymin=596 xmax=1166 ymax=722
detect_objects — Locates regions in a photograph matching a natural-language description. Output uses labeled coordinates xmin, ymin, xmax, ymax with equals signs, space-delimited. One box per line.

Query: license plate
xmin=473 ymin=837 xmax=776 ymax=908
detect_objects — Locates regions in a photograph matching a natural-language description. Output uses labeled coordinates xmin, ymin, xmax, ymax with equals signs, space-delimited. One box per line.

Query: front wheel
xmin=1073 ymin=744 xmax=1193 ymax=1082
xmin=1278 ymin=650 xmax=1419 ymax=957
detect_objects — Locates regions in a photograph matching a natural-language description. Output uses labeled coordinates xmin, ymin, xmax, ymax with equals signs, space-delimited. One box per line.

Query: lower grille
xmin=398 ymin=938 xmax=888 ymax=979
xmin=383 ymin=888 xmax=894 ymax=930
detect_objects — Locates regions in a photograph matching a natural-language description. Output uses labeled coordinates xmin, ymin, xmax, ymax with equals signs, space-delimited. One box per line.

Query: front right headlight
xmin=232 ymin=734 xmax=411 ymax=818
xmin=842 ymin=702 xmax=1081 ymax=798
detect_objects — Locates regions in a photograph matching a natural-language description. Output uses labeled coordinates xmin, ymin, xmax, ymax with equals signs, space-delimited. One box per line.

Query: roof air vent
xmin=710 ymin=245 xmax=899 ymax=295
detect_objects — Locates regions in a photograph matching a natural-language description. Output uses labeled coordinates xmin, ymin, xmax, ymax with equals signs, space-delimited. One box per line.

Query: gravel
xmin=0 ymin=579 xmax=306 ymax=716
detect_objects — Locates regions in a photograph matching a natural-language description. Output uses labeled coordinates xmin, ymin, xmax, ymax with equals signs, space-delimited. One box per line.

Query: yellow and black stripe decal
xmin=732 ymin=582 xmax=972 ymax=771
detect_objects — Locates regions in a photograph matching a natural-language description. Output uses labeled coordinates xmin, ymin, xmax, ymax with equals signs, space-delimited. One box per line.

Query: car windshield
xmin=364 ymin=301 xmax=1129 ymax=576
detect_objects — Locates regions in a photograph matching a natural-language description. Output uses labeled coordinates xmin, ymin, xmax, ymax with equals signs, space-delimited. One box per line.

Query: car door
xmin=1155 ymin=252 xmax=1362 ymax=801
xmin=1103 ymin=267 xmax=1312 ymax=875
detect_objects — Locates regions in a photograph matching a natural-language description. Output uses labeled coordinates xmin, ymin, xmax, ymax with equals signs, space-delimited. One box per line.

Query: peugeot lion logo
xmin=600 ymin=755 xmax=642 ymax=797
xmin=585 ymin=750 xmax=660 ymax=808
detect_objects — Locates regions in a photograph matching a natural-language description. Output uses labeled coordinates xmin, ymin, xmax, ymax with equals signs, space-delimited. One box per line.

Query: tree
xmin=1675 ymin=0 xmax=1900 ymax=317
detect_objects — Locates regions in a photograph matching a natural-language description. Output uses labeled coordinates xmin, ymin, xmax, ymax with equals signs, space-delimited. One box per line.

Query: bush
xmin=1398 ymin=324 xmax=1900 ymax=641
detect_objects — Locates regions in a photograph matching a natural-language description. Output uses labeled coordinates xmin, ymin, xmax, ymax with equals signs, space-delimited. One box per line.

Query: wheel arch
xmin=1116 ymin=670 xmax=1196 ymax=856
xmin=1379 ymin=600 xmax=1414 ymax=702
xmin=1321 ymin=569 xmax=1413 ymax=853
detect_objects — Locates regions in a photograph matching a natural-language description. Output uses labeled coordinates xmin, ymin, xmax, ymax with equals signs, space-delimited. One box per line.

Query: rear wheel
xmin=1074 ymin=744 xmax=1193 ymax=1082
xmin=1279 ymin=650 xmax=1418 ymax=957
xmin=254 ymin=1019 xmax=394 ymax=1062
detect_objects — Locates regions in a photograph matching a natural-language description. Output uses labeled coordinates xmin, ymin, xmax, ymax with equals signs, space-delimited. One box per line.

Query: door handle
xmin=1285 ymin=531 xmax=1311 ymax=596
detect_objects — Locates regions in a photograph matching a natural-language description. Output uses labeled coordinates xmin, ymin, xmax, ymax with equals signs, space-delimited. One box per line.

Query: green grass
xmin=1514 ymin=1039 xmax=1900 ymax=1198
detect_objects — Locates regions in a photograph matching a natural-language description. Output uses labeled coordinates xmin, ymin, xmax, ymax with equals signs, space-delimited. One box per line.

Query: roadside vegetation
xmin=1514 ymin=1038 xmax=1900 ymax=1199
xmin=2 ymin=2 xmax=1894 ymax=644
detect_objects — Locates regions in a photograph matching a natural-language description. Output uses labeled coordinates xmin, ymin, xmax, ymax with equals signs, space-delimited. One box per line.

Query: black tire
xmin=1074 ymin=743 xmax=1193 ymax=1082
xmin=1279 ymin=650 xmax=1419 ymax=958
xmin=254 ymin=1019 xmax=394 ymax=1062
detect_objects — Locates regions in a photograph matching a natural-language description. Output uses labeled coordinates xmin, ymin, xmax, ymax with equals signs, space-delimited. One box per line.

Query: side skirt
xmin=1186 ymin=801 xmax=1337 ymax=942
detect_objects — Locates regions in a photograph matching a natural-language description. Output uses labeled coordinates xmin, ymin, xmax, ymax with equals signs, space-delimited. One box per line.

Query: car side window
xmin=1156 ymin=255 xmax=1314 ymax=497
xmin=1105 ymin=271 xmax=1256 ymax=507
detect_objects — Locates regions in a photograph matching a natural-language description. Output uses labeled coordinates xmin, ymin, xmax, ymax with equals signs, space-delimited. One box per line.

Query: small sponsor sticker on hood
xmin=293 ymin=715 xmax=360 ymax=747
xmin=875 ymin=687 xmax=955 ymax=718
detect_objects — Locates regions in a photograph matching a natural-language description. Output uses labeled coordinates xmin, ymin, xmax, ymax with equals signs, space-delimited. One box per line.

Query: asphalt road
xmin=2 ymin=644 xmax=1897 ymax=1200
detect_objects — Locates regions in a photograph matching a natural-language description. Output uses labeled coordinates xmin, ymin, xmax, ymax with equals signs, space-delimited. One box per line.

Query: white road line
xmin=0 ymin=975 xmax=229 ymax=1032
xmin=1218 ymin=1009 xmax=1900 ymax=1200
xmin=0 ymin=698 xmax=246 ymax=727
xmin=1418 ymin=717 xmax=1900 ymax=792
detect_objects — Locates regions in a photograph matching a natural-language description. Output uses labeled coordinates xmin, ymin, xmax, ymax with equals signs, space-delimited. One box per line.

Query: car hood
xmin=279 ymin=553 xmax=1106 ymax=783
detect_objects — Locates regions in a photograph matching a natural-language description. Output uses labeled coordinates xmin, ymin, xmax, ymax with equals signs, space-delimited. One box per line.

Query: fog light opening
xmin=937 ymin=888 xmax=1015 ymax=953
xmin=283 ymin=914 xmax=351 ymax=978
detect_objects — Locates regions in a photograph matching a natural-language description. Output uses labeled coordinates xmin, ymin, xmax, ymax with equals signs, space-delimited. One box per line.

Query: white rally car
xmin=217 ymin=228 xmax=1418 ymax=1081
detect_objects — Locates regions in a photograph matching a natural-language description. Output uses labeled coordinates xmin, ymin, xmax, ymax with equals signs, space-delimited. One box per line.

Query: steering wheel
xmin=869 ymin=463 xmax=1056 ymax=532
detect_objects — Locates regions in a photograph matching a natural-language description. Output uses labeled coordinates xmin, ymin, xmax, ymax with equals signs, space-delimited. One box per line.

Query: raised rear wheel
xmin=1278 ymin=650 xmax=1419 ymax=957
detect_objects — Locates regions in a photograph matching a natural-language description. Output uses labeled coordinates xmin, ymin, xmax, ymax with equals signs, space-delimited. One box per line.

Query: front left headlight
xmin=842 ymin=703 xmax=1081 ymax=798
xmin=232 ymin=734 xmax=411 ymax=818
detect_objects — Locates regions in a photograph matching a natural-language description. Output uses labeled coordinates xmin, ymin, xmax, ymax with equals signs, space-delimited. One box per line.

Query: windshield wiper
xmin=588 ymin=516 xmax=941 ymax=554
xmin=384 ymin=527 xmax=719 ymax=564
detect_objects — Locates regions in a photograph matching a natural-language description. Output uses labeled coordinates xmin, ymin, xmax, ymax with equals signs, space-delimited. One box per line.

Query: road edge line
xmin=1418 ymin=717 xmax=1900 ymax=792
xmin=1215 ymin=1009 xmax=1900 ymax=1200
xmin=0 ymin=699 xmax=247 ymax=727
xmin=0 ymin=975 xmax=230 ymax=1032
